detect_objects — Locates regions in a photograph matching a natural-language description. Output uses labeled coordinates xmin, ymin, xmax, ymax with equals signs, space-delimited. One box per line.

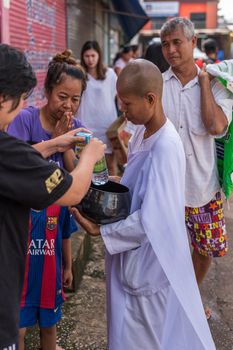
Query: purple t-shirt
xmin=8 ymin=106 xmax=82 ymax=168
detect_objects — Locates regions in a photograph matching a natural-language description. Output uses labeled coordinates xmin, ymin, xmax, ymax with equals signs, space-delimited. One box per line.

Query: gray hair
xmin=160 ymin=17 xmax=195 ymax=41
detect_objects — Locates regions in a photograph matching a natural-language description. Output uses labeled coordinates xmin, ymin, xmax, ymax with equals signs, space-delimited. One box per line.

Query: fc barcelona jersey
xmin=20 ymin=205 xmax=77 ymax=309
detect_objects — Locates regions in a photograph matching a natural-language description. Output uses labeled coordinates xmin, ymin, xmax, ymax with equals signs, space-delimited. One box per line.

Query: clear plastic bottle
xmin=92 ymin=156 xmax=109 ymax=185
xmin=75 ymin=131 xmax=108 ymax=185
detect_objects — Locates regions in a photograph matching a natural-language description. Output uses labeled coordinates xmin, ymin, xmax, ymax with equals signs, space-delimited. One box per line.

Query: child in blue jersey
xmin=19 ymin=205 xmax=76 ymax=350
xmin=7 ymin=49 xmax=88 ymax=350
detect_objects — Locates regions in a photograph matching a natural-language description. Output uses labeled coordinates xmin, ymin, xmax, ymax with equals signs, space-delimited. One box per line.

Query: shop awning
xmin=111 ymin=0 xmax=149 ymax=43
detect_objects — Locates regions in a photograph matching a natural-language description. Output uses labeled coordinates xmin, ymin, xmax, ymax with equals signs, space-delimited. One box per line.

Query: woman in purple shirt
xmin=8 ymin=49 xmax=86 ymax=169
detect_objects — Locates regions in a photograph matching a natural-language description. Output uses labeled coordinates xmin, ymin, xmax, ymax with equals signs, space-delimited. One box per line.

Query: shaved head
xmin=117 ymin=59 xmax=163 ymax=98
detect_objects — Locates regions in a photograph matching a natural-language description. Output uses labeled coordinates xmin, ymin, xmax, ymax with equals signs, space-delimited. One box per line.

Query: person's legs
xmin=185 ymin=192 xmax=228 ymax=318
xmin=19 ymin=306 xmax=37 ymax=350
xmin=192 ymin=250 xmax=212 ymax=319
xmin=19 ymin=328 xmax=27 ymax=350
xmin=39 ymin=305 xmax=62 ymax=350
xmin=40 ymin=325 xmax=57 ymax=350
xmin=40 ymin=325 xmax=64 ymax=350
xmin=192 ymin=249 xmax=212 ymax=286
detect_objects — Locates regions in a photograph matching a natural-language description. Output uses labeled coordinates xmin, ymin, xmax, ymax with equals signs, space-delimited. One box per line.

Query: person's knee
xmin=41 ymin=325 xmax=56 ymax=337
xmin=19 ymin=327 xmax=26 ymax=339
xmin=19 ymin=328 xmax=26 ymax=350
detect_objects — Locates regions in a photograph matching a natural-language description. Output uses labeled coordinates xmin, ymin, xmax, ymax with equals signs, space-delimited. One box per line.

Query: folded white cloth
xmin=206 ymin=59 xmax=233 ymax=92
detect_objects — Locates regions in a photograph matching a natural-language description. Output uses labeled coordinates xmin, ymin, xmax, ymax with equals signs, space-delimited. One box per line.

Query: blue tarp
xmin=111 ymin=0 xmax=149 ymax=43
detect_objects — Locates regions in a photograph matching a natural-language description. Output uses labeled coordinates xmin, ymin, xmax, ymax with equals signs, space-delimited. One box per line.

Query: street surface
xmin=25 ymin=199 xmax=233 ymax=349
xmin=202 ymin=199 xmax=233 ymax=349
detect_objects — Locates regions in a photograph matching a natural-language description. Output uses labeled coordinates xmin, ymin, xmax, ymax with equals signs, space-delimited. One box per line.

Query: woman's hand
xmin=70 ymin=207 xmax=101 ymax=236
xmin=54 ymin=127 xmax=92 ymax=153
xmin=108 ymin=175 xmax=121 ymax=183
xmin=52 ymin=111 xmax=74 ymax=138
xmin=33 ymin=126 xmax=92 ymax=158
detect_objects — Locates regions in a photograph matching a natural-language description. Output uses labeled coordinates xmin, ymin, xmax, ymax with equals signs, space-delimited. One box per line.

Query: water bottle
xmin=92 ymin=155 xmax=109 ymax=185
xmin=75 ymin=132 xmax=108 ymax=185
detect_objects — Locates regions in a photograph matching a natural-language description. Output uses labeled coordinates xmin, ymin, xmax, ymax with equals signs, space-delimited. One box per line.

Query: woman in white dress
xmin=77 ymin=40 xmax=118 ymax=175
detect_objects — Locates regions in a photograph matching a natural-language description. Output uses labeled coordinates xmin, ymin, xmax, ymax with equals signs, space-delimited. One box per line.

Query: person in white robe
xmin=71 ymin=59 xmax=216 ymax=350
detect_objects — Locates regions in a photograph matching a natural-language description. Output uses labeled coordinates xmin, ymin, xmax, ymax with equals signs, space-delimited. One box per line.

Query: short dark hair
xmin=131 ymin=44 xmax=139 ymax=53
xmin=144 ymin=41 xmax=169 ymax=73
xmin=80 ymin=41 xmax=107 ymax=80
xmin=45 ymin=49 xmax=87 ymax=94
xmin=203 ymin=38 xmax=217 ymax=54
xmin=0 ymin=44 xmax=37 ymax=111
xmin=121 ymin=45 xmax=133 ymax=54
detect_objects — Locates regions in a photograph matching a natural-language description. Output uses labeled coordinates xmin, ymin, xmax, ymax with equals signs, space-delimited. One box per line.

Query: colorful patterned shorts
xmin=185 ymin=192 xmax=228 ymax=258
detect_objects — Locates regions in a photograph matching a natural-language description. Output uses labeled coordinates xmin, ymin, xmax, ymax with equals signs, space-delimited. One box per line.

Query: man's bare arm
xmin=199 ymin=71 xmax=228 ymax=136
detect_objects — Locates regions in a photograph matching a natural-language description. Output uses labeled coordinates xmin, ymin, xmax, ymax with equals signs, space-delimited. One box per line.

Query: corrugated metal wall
xmin=67 ymin=0 xmax=95 ymax=60
xmin=9 ymin=0 xmax=67 ymax=106
xmin=67 ymin=0 xmax=110 ymax=63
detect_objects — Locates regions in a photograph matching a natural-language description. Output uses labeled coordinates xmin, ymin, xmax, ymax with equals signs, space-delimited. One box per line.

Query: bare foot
xmin=56 ymin=345 xmax=64 ymax=350
xmin=40 ymin=347 xmax=64 ymax=350
xmin=205 ymin=306 xmax=212 ymax=320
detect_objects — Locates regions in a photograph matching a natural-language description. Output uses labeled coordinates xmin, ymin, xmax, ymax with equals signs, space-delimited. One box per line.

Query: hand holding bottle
xmin=80 ymin=137 xmax=106 ymax=166
xmin=75 ymin=132 xmax=109 ymax=185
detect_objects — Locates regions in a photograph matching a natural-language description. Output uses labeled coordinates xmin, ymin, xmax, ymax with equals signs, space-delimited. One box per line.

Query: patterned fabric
xmin=185 ymin=192 xmax=228 ymax=257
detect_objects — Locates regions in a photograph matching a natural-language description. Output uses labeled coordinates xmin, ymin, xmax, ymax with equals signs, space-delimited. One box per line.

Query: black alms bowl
xmin=76 ymin=180 xmax=131 ymax=224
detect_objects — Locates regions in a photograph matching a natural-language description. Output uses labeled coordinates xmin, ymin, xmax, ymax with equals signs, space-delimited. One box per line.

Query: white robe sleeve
xmin=100 ymin=210 xmax=147 ymax=255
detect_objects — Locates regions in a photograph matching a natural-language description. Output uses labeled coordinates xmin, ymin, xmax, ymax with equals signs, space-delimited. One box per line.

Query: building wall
xmin=206 ymin=1 xmax=218 ymax=28
xmin=1 ymin=0 xmax=67 ymax=107
xmin=66 ymin=0 xmax=110 ymax=64
xmin=141 ymin=0 xmax=218 ymax=29
xmin=67 ymin=0 xmax=95 ymax=61
xmin=180 ymin=1 xmax=218 ymax=28
xmin=180 ymin=3 xmax=206 ymax=18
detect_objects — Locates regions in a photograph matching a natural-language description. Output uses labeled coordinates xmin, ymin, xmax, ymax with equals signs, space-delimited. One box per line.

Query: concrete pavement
xmin=201 ymin=199 xmax=233 ymax=349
